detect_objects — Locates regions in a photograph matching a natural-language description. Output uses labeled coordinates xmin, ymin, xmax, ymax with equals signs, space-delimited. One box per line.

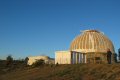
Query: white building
xmin=28 ymin=56 xmax=54 ymax=65
xmin=55 ymin=30 xmax=115 ymax=64
xmin=55 ymin=51 xmax=86 ymax=64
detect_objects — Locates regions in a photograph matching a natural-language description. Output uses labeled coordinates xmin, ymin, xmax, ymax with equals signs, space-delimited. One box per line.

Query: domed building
xmin=55 ymin=30 xmax=115 ymax=64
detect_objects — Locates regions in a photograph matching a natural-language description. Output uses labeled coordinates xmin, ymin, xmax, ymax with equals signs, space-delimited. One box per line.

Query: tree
xmin=24 ymin=57 xmax=29 ymax=65
xmin=6 ymin=55 xmax=13 ymax=66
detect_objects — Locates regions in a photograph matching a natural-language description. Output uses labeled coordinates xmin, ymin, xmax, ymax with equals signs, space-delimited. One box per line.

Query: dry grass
xmin=1 ymin=64 xmax=120 ymax=80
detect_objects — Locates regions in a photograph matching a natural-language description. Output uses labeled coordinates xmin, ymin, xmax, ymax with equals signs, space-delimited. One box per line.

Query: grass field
xmin=0 ymin=64 xmax=120 ymax=80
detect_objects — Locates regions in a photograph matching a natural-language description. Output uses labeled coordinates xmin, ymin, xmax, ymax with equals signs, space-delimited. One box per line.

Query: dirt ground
xmin=0 ymin=64 xmax=120 ymax=80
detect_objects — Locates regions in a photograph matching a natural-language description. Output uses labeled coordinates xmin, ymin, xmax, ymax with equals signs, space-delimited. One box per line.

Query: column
xmin=71 ymin=52 xmax=75 ymax=64
xmin=77 ymin=53 xmax=79 ymax=64
xmin=76 ymin=53 xmax=79 ymax=64
xmin=83 ymin=54 xmax=85 ymax=63
xmin=71 ymin=52 xmax=73 ymax=64
xmin=72 ymin=52 xmax=75 ymax=64
xmin=79 ymin=53 xmax=81 ymax=63
xmin=81 ymin=53 xmax=83 ymax=63
xmin=85 ymin=54 xmax=87 ymax=63
xmin=74 ymin=52 xmax=76 ymax=64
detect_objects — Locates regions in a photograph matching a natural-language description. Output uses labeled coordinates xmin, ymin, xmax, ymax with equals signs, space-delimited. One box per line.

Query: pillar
xmin=83 ymin=54 xmax=85 ymax=63
xmin=85 ymin=54 xmax=87 ymax=63
xmin=76 ymin=53 xmax=79 ymax=64
xmin=79 ymin=53 xmax=81 ymax=63
xmin=72 ymin=52 xmax=76 ymax=64
xmin=82 ymin=53 xmax=83 ymax=63
xmin=71 ymin=52 xmax=73 ymax=64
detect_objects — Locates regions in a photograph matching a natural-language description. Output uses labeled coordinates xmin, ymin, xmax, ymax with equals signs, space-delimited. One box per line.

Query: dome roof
xmin=70 ymin=30 xmax=115 ymax=53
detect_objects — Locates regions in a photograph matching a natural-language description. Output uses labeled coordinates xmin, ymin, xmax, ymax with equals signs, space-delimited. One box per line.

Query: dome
xmin=70 ymin=30 xmax=115 ymax=53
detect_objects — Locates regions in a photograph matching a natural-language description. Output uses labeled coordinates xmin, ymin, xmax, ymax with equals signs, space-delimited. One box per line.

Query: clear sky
xmin=0 ymin=0 xmax=120 ymax=59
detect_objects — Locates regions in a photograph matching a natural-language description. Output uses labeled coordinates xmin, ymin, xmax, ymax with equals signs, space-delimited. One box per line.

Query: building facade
xmin=28 ymin=56 xmax=54 ymax=65
xmin=55 ymin=30 xmax=115 ymax=64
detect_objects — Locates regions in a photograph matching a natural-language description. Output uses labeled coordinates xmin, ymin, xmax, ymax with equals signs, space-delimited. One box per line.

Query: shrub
xmin=32 ymin=59 xmax=45 ymax=67
xmin=56 ymin=69 xmax=71 ymax=77
xmin=24 ymin=57 xmax=29 ymax=65
xmin=6 ymin=55 xmax=13 ymax=66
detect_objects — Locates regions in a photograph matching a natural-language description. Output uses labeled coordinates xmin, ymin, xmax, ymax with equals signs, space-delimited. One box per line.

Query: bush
xmin=32 ymin=59 xmax=45 ymax=67
xmin=6 ymin=55 xmax=13 ymax=66
xmin=24 ymin=57 xmax=29 ymax=65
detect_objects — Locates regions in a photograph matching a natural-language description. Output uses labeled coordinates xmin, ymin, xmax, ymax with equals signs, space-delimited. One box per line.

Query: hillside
xmin=0 ymin=64 xmax=120 ymax=80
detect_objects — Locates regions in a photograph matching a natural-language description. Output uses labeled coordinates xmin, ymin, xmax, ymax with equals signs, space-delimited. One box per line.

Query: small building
xmin=55 ymin=51 xmax=86 ymax=64
xmin=55 ymin=30 xmax=115 ymax=64
xmin=28 ymin=56 xmax=54 ymax=65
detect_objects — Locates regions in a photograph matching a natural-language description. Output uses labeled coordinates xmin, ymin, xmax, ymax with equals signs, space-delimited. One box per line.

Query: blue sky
xmin=0 ymin=0 xmax=120 ymax=59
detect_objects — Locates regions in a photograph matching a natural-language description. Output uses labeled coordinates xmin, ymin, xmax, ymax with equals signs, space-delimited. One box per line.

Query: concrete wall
xmin=55 ymin=51 xmax=71 ymax=64
xmin=28 ymin=56 xmax=50 ymax=65
xmin=55 ymin=51 xmax=87 ymax=64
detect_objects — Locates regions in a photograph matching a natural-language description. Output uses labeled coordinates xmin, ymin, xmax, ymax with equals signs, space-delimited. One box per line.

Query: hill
xmin=0 ymin=64 xmax=120 ymax=80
